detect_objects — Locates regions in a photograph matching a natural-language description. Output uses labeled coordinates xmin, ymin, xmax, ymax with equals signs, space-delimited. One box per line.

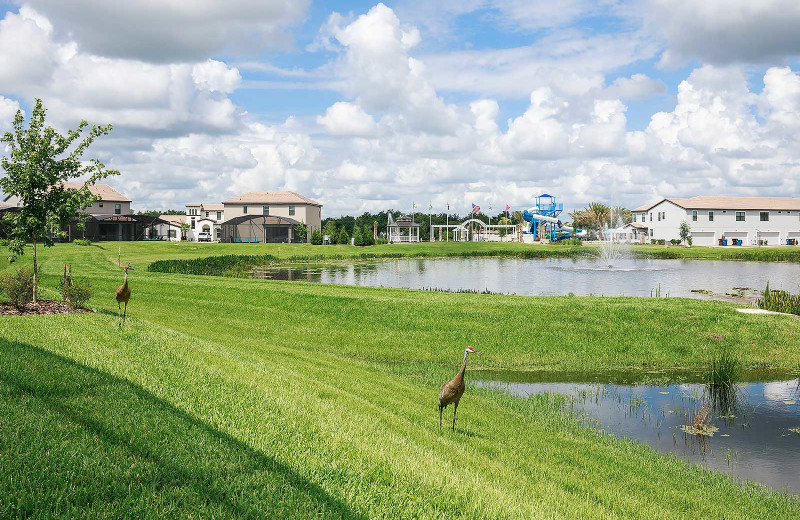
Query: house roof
xmin=632 ymin=196 xmax=800 ymax=212
xmin=221 ymin=191 xmax=321 ymax=206
xmin=3 ymin=182 xmax=131 ymax=203
xmin=631 ymin=204 xmax=654 ymax=212
xmin=62 ymin=182 xmax=132 ymax=202
xmin=159 ymin=214 xmax=185 ymax=224
xmin=201 ymin=203 xmax=224 ymax=211
xmin=670 ymin=196 xmax=800 ymax=210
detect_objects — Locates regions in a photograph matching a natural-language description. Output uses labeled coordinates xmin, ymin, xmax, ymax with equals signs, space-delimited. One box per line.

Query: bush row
xmin=758 ymin=282 xmax=800 ymax=316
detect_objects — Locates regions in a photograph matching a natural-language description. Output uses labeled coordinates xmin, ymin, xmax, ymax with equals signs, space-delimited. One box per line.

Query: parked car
xmin=197 ymin=231 xmax=212 ymax=242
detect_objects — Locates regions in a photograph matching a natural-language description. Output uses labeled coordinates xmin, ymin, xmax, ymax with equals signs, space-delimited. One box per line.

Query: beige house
xmin=3 ymin=182 xmax=132 ymax=215
xmin=221 ymin=191 xmax=322 ymax=232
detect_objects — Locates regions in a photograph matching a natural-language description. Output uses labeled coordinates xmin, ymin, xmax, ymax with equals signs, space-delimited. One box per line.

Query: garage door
xmin=691 ymin=231 xmax=715 ymax=246
xmin=758 ymin=231 xmax=780 ymax=245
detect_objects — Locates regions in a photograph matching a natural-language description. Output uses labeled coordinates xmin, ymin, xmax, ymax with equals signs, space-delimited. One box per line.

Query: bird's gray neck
xmin=123 ymin=271 xmax=128 ymax=286
xmin=458 ymin=351 xmax=468 ymax=377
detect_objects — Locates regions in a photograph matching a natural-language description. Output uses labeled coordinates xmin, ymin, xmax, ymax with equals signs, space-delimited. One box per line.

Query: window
xmin=168 ymin=230 xmax=176 ymax=238
xmin=191 ymin=218 xmax=195 ymax=229
xmin=708 ymin=211 xmax=714 ymax=222
xmin=289 ymin=205 xmax=295 ymax=216
xmin=205 ymin=211 xmax=209 ymax=217
xmin=263 ymin=205 xmax=269 ymax=216
xmin=216 ymin=211 xmax=222 ymax=220
xmin=649 ymin=212 xmax=653 ymax=222
xmin=692 ymin=210 xmax=697 ymax=221
xmin=243 ymin=205 xmax=248 ymax=214
xmin=735 ymin=211 xmax=745 ymax=222
xmin=657 ymin=212 xmax=661 ymax=222
xmin=650 ymin=229 xmax=654 ymax=236
xmin=633 ymin=214 xmax=636 ymax=223
xmin=760 ymin=211 xmax=769 ymax=222
xmin=99 ymin=202 xmax=104 ymax=208
xmin=641 ymin=213 xmax=646 ymax=222
xmin=114 ymin=203 xmax=121 ymax=215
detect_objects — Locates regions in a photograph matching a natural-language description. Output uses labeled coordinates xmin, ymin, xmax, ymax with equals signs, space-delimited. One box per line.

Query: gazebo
xmin=387 ymin=214 xmax=420 ymax=243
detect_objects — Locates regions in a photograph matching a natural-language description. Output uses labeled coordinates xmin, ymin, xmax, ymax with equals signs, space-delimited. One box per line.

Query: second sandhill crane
xmin=439 ymin=345 xmax=482 ymax=431
xmin=115 ymin=265 xmax=133 ymax=325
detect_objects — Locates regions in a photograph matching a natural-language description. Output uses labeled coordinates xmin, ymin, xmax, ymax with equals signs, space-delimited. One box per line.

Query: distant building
xmin=218 ymin=191 xmax=322 ymax=243
xmin=2 ymin=182 xmax=172 ymax=242
xmin=632 ymin=196 xmax=800 ymax=246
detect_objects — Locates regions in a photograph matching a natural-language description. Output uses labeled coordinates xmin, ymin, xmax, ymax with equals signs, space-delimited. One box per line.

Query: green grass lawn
xmin=1 ymin=242 xmax=799 ymax=518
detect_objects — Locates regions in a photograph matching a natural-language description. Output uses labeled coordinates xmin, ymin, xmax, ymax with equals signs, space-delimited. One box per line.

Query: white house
xmin=185 ymin=202 xmax=225 ymax=241
xmin=632 ymin=196 xmax=800 ymax=246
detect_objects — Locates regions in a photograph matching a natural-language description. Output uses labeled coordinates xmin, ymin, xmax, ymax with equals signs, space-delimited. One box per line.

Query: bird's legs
xmin=452 ymin=401 xmax=459 ymax=432
xmin=118 ymin=302 xmax=122 ymax=326
xmin=123 ymin=301 xmax=128 ymax=324
xmin=439 ymin=405 xmax=443 ymax=429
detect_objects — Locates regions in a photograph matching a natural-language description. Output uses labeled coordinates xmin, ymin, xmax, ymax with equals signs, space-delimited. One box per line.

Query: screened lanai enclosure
xmin=68 ymin=214 xmax=173 ymax=241
xmin=220 ymin=215 xmax=302 ymax=243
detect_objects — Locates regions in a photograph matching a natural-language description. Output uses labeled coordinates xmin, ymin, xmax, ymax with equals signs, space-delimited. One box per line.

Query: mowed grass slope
xmin=1 ymin=243 xmax=799 ymax=518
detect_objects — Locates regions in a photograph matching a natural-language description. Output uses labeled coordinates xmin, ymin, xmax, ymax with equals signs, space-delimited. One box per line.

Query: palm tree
xmin=587 ymin=203 xmax=611 ymax=231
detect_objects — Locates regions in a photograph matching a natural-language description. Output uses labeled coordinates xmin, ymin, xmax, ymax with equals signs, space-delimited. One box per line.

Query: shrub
xmin=310 ymin=229 xmax=323 ymax=245
xmin=62 ymin=278 xmax=93 ymax=308
xmin=0 ymin=238 xmax=9 ymax=246
xmin=0 ymin=267 xmax=34 ymax=308
xmin=73 ymin=239 xmax=91 ymax=246
xmin=670 ymin=239 xmax=680 ymax=246
xmin=337 ymin=228 xmax=350 ymax=245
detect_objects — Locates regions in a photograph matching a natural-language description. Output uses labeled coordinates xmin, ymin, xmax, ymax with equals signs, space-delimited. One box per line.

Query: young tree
xmin=310 ymin=229 xmax=323 ymax=245
xmin=0 ymin=99 xmax=119 ymax=303
xmin=294 ymin=221 xmax=308 ymax=242
xmin=497 ymin=216 xmax=512 ymax=238
xmin=679 ymin=221 xmax=691 ymax=245
xmin=75 ymin=211 xmax=92 ymax=239
xmin=337 ymin=227 xmax=350 ymax=245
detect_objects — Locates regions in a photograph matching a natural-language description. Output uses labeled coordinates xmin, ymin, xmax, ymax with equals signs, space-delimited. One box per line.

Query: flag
xmin=429 ymin=203 xmax=433 ymax=211
xmin=447 ymin=203 xmax=450 ymax=211
xmin=488 ymin=204 xmax=493 ymax=211
xmin=505 ymin=203 xmax=510 ymax=211
xmin=471 ymin=203 xmax=480 ymax=214
xmin=413 ymin=202 xmax=417 ymax=210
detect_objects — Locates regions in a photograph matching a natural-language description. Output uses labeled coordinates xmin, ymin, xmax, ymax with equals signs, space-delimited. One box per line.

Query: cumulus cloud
xmin=649 ymin=0 xmax=800 ymax=66
xmin=604 ymin=74 xmax=667 ymax=100
xmin=317 ymin=102 xmax=378 ymax=137
xmin=18 ymin=0 xmax=310 ymax=62
xmin=0 ymin=8 xmax=243 ymax=136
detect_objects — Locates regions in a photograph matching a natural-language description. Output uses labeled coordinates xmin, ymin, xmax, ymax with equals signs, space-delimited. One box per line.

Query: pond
xmin=473 ymin=370 xmax=800 ymax=493
xmin=253 ymin=257 xmax=800 ymax=299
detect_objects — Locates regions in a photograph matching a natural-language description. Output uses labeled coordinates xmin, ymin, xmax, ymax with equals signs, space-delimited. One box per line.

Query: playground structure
xmin=430 ymin=219 xmax=518 ymax=242
xmin=522 ymin=194 xmax=584 ymax=243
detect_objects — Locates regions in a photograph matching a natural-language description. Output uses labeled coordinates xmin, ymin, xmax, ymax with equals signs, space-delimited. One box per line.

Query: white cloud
xmin=19 ymin=0 xmax=311 ymax=62
xmin=317 ymin=102 xmax=378 ymax=137
xmin=604 ymin=74 xmax=667 ymax=100
xmin=649 ymin=0 xmax=800 ymax=66
xmin=0 ymin=96 xmax=20 ymax=131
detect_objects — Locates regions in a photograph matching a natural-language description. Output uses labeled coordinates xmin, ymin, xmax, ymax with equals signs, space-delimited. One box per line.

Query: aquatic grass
xmin=757 ymin=281 xmax=800 ymax=316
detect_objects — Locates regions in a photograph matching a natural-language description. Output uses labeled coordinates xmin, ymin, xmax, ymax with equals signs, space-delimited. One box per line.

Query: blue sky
xmin=1 ymin=1 xmax=799 ymax=215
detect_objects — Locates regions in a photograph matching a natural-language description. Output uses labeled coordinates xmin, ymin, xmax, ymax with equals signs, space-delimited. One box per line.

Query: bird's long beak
xmin=127 ymin=266 xmax=134 ymax=270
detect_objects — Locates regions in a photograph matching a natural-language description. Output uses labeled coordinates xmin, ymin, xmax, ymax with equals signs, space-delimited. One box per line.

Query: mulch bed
xmin=0 ymin=300 xmax=94 ymax=316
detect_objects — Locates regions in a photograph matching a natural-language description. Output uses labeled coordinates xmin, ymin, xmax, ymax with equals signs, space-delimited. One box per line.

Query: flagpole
xmin=446 ymin=204 xmax=449 ymax=242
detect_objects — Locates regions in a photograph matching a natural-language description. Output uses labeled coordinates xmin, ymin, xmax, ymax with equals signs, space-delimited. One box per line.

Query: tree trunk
xmin=32 ymin=230 xmax=38 ymax=303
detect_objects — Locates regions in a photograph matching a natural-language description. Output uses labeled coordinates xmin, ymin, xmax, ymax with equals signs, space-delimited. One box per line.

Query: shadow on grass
xmin=0 ymin=340 xmax=366 ymax=519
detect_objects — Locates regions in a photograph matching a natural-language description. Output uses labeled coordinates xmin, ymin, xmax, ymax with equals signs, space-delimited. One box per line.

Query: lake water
xmin=253 ymin=257 xmax=800 ymax=298
xmin=473 ymin=371 xmax=800 ymax=493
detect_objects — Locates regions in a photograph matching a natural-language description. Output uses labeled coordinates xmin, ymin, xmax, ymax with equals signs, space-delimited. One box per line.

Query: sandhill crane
xmin=115 ymin=265 xmax=133 ymax=325
xmin=439 ymin=345 xmax=482 ymax=431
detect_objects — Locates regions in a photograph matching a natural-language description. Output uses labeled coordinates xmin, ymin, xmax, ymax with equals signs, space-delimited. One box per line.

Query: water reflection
xmin=251 ymin=257 xmax=800 ymax=299
xmin=473 ymin=371 xmax=800 ymax=493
